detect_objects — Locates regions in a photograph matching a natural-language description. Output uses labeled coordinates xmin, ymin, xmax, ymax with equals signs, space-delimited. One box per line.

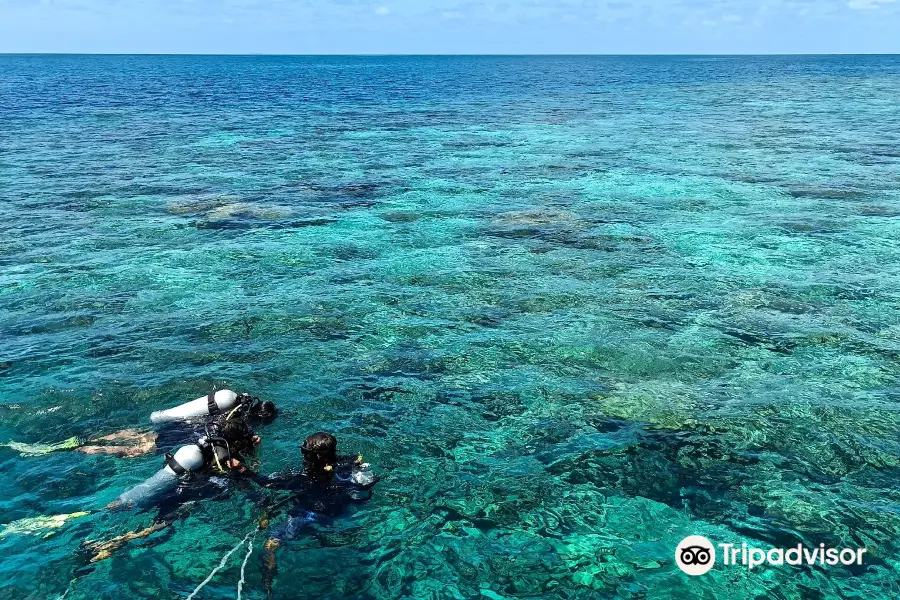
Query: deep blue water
xmin=1 ymin=55 xmax=900 ymax=599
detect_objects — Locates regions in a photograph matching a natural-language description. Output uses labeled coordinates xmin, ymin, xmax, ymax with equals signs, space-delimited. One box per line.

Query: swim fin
xmin=0 ymin=437 xmax=81 ymax=457
xmin=0 ymin=511 xmax=91 ymax=539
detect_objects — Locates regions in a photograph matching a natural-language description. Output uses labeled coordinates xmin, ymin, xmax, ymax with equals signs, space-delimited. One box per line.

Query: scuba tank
xmin=117 ymin=421 xmax=244 ymax=508
xmin=118 ymin=411 xmax=256 ymax=508
xmin=150 ymin=390 xmax=239 ymax=425
xmin=118 ymin=444 xmax=205 ymax=507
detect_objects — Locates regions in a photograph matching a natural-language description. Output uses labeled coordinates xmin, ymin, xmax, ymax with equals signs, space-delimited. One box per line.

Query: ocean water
xmin=1 ymin=55 xmax=900 ymax=599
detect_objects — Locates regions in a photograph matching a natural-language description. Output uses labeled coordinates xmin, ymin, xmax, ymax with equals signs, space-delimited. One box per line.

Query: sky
xmin=0 ymin=0 xmax=898 ymax=54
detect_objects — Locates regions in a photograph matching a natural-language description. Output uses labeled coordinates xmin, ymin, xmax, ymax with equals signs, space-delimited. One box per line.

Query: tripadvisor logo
xmin=675 ymin=535 xmax=867 ymax=576
xmin=676 ymin=536 xmax=716 ymax=575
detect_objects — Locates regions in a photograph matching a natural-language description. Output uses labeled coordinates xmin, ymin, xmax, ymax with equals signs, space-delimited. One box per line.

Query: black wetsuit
xmin=255 ymin=458 xmax=377 ymax=542
xmin=153 ymin=421 xmax=206 ymax=455
xmin=152 ymin=471 xmax=231 ymax=522
xmin=153 ymin=402 xmax=263 ymax=455
xmin=121 ymin=439 xmax=255 ymax=520
xmin=76 ymin=442 xmax=256 ymax=576
xmin=139 ymin=397 xmax=269 ymax=460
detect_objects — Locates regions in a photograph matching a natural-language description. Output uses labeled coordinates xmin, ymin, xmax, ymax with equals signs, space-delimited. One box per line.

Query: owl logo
xmin=675 ymin=536 xmax=716 ymax=575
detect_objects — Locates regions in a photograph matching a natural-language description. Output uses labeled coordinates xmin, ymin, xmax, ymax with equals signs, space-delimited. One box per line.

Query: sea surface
xmin=1 ymin=55 xmax=900 ymax=600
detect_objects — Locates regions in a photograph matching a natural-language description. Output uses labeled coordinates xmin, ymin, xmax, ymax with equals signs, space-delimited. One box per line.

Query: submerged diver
xmin=1 ymin=389 xmax=276 ymax=458
xmin=254 ymin=432 xmax=378 ymax=598
xmin=79 ymin=416 xmax=263 ymax=566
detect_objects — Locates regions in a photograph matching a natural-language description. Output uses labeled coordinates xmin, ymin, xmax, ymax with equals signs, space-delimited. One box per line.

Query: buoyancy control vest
xmin=117 ymin=437 xmax=233 ymax=507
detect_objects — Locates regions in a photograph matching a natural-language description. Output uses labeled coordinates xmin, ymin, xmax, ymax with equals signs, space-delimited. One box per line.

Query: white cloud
xmin=847 ymin=0 xmax=895 ymax=9
xmin=374 ymin=5 xmax=389 ymax=15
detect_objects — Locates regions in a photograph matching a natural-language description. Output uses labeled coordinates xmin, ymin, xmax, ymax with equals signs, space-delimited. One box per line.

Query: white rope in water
xmin=186 ymin=529 xmax=255 ymax=600
xmin=236 ymin=531 xmax=257 ymax=600
xmin=57 ymin=579 xmax=76 ymax=600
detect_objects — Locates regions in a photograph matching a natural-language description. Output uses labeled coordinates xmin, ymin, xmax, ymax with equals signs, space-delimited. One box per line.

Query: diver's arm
xmin=252 ymin=472 xmax=291 ymax=489
xmin=346 ymin=470 xmax=379 ymax=502
xmin=225 ymin=458 xmax=257 ymax=478
xmin=352 ymin=468 xmax=380 ymax=489
xmin=340 ymin=457 xmax=379 ymax=502
xmin=344 ymin=455 xmax=379 ymax=489
xmin=253 ymin=471 xmax=306 ymax=491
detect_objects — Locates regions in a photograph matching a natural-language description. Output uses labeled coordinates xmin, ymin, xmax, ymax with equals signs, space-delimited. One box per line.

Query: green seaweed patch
xmin=0 ymin=511 xmax=91 ymax=539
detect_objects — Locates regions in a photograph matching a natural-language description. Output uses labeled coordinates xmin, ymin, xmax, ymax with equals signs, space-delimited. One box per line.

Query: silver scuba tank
xmin=150 ymin=390 xmax=239 ymax=424
xmin=117 ymin=444 xmax=205 ymax=507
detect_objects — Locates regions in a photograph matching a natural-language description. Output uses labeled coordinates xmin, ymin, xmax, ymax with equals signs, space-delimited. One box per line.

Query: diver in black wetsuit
xmin=254 ymin=432 xmax=378 ymax=598
xmin=79 ymin=392 xmax=277 ymax=458
xmin=79 ymin=417 xmax=263 ymax=567
xmin=3 ymin=390 xmax=277 ymax=459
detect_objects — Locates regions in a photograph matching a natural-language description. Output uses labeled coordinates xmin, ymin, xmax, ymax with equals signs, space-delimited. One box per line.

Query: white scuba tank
xmin=118 ymin=444 xmax=206 ymax=507
xmin=150 ymin=390 xmax=239 ymax=424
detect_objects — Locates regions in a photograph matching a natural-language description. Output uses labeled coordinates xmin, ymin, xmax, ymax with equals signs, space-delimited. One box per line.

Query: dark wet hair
xmin=249 ymin=400 xmax=278 ymax=423
xmin=301 ymin=432 xmax=337 ymax=474
xmin=219 ymin=418 xmax=256 ymax=453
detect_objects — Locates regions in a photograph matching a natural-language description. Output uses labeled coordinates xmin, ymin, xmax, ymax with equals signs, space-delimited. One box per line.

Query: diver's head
xmin=219 ymin=418 xmax=259 ymax=454
xmin=301 ymin=432 xmax=337 ymax=475
xmin=249 ymin=400 xmax=278 ymax=423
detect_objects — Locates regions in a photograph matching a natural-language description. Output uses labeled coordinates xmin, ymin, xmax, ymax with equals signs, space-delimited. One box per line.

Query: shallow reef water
xmin=1 ymin=55 xmax=900 ymax=599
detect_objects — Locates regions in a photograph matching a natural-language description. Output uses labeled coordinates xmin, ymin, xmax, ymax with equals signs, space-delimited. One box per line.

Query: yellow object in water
xmin=0 ymin=436 xmax=80 ymax=457
xmin=0 ymin=511 xmax=91 ymax=539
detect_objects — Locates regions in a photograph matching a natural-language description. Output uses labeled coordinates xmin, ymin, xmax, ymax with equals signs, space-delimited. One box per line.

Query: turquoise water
xmin=1 ymin=55 xmax=900 ymax=599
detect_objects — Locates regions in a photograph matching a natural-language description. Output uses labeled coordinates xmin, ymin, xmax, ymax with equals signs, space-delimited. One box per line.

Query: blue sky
xmin=0 ymin=0 xmax=898 ymax=54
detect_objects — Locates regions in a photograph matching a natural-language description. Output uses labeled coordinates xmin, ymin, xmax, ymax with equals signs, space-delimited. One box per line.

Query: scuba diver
xmin=1 ymin=389 xmax=277 ymax=458
xmin=253 ymin=432 xmax=378 ymax=599
xmin=78 ymin=415 xmax=264 ymax=566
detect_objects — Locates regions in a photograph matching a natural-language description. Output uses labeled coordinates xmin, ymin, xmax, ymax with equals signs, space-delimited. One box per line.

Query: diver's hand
xmin=226 ymin=458 xmax=246 ymax=472
xmin=226 ymin=458 xmax=256 ymax=477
